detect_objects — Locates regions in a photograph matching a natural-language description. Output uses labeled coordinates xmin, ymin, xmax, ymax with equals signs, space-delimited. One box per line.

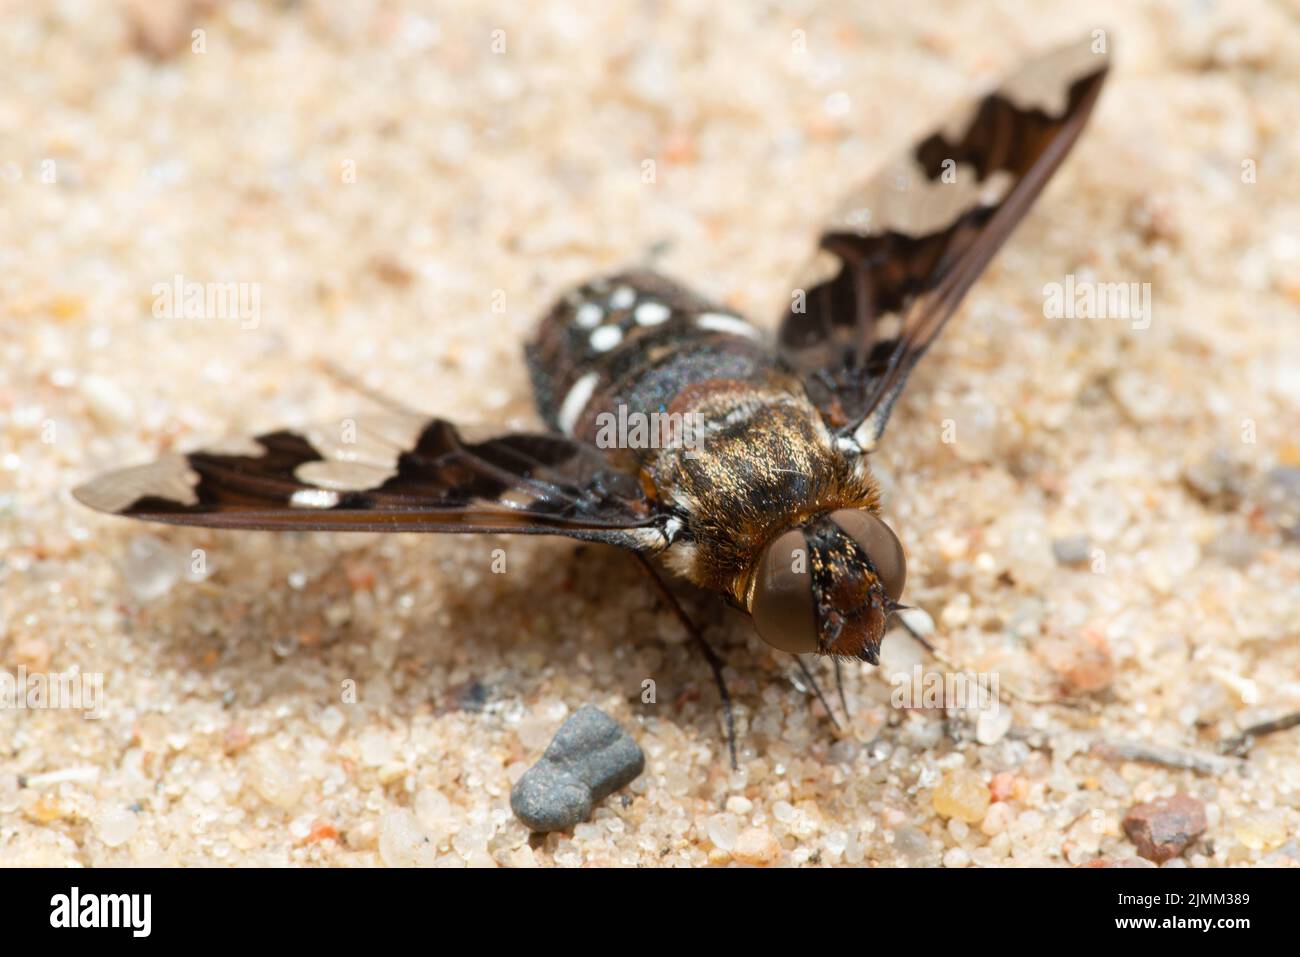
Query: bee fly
xmin=75 ymin=37 xmax=1109 ymax=765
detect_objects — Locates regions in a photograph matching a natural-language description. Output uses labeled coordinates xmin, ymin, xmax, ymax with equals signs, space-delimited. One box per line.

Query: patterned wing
xmin=73 ymin=411 xmax=666 ymax=550
xmin=778 ymin=35 xmax=1110 ymax=448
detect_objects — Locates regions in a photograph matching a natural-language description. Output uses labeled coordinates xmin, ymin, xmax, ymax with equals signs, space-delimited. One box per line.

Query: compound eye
xmin=750 ymin=528 xmax=819 ymax=654
xmin=829 ymin=509 xmax=906 ymax=601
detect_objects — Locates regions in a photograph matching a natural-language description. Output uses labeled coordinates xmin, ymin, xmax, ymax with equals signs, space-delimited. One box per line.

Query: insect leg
xmin=893 ymin=609 xmax=942 ymax=658
xmin=893 ymin=610 xmax=1075 ymax=709
xmin=793 ymin=655 xmax=842 ymax=731
xmin=633 ymin=553 xmax=738 ymax=770
xmin=313 ymin=358 xmax=424 ymax=418
xmin=833 ymin=656 xmax=851 ymax=720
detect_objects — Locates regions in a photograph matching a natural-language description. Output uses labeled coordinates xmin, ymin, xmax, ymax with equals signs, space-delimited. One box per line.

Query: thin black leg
xmin=793 ymin=655 xmax=842 ymax=730
xmin=894 ymin=611 xmax=941 ymax=657
xmin=892 ymin=608 xmax=1062 ymax=707
xmin=833 ymin=656 xmax=851 ymax=720
xmin=314 ymin=358 xmax=423 ymax=418
xmin=633 ymin=553 xmax=738 ymax=770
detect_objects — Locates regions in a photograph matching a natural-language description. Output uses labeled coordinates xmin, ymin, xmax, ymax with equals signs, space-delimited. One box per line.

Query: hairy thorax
xmin=644 ymin=377 xmax=881 ymax=604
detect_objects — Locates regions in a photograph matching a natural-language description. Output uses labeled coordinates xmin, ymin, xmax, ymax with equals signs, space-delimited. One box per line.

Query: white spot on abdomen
xmin=575 ymin=303 xmax=603 ymax=328
xmin=697 ymin=312 xmax=761 ymax=340
xmin=589 ymin=325 xmax=623 ymax=352
xmin=634 ymin=301 xmax=671 ymax=326
xmin=558 ymin=371 xmax=600 ymax=436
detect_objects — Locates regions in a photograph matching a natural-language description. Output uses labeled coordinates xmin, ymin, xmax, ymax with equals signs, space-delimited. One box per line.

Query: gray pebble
xmin=1051 ymin=534 xmax=1091 ymax=566
xmin=1259 ymin=466 xmax=1300 ymax=540
xmin=510 ymin=705 xmax=645 ymax=832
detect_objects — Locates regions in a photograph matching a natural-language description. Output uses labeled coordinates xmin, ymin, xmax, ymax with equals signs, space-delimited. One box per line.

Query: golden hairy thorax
xmin=644 ymin=376 xmax=881 ymax=604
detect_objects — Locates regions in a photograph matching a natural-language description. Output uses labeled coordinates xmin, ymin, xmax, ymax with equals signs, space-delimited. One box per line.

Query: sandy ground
xmin=2 ymin=0 xmax=1299 ymax=867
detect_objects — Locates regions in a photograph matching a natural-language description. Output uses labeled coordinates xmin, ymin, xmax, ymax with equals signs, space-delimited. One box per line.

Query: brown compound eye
xmin=750 ymin=528 xmax=819 ymax=654
xmin=829 ymin=509 xmax=906 ymax=601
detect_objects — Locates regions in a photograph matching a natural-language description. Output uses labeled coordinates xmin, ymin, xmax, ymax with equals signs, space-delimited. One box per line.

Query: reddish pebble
xmin=222 ymin=724 xmax=252 ymax=755
xmin=305 ymin=820 xmax=339 ymax=844
xmin=989 ymin=772 xmax=1018 ymax=803
xmin=1122 ymin=794 xmax=1207 ymax=863
xmin=345 ymin=562 xmax=376 ymax=591
xmin=1039 ymin=628 xmax=1115 ymax=693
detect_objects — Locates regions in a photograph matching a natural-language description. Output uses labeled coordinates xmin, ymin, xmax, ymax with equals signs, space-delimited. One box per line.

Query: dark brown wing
xmin=73 ymin=411 xmax=667 ymax=550
xmin=778 ymin=35 xmax=1110 ymax=449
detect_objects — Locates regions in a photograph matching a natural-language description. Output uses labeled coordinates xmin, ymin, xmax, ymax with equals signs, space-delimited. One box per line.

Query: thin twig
xmin=1005 ymin=728 xmax=1243 ymax=777
xmin=1219 ymin=711 xmax=1300 ymax=757
xmin=1088 ymin=738 xmax=1242 ymax=776
xmin=893 ymin=613 xmax=1085 ymax=708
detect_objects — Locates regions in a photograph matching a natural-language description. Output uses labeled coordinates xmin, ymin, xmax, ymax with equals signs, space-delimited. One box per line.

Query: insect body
xmin=74 ymin=37 xmax=1110 ymax=750
xmin=528 ymin=271 xmax=901 ymax=660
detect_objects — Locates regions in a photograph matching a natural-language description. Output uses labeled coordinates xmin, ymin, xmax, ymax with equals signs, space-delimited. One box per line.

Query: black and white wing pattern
xmin=73 ymin=411 xmax=666 ymax=550
xmin=778 ymin=35 xmax=1110 ymax=449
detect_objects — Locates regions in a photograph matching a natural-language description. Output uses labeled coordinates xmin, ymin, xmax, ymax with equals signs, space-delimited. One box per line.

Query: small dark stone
xmin=437 ymin=679 xmax=490 ymax=715
xmin=1051 ymin=534 xmax=1091 ymax=566
xmin=1122 ymin=793 xmax=1207 ymax=863
xmin=510 ymin=705 xmax=645 ymax=833
xmin=458 ymin=681 xmax=489 ymax=711
xmin=444 ymin=676 xmax=488 ymax=712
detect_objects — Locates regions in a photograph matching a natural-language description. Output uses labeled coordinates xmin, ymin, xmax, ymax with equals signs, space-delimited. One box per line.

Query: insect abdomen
xmin=526 ymin=271 xmax=781 ymax=446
